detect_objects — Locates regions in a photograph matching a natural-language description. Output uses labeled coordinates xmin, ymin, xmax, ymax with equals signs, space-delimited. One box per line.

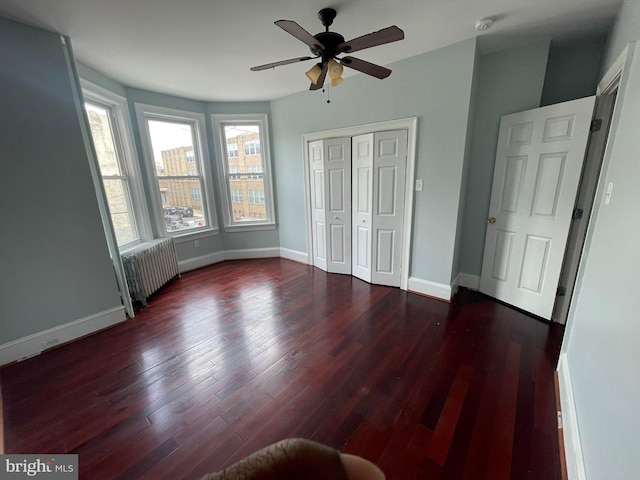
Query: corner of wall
xmin=556 ymin=353 xmax=588 ymax=480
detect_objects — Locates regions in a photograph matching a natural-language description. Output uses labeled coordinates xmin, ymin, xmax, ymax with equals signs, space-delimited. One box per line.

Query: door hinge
xmin=590 ymin=119 xmax=602 ymax=132
xmin=572 ymin=208 xmax=584 ymax=219
xmin=557 ymin=411 xmax=563 ymax=429
xmin=557 ymin=286 xmax=567 ymax=296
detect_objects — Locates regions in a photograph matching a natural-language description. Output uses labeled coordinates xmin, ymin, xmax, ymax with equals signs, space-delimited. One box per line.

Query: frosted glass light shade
xmin=305 ymin=64 xmax=323 ymax=84
xmin=328 ymin=59 xmax=343 ymax=79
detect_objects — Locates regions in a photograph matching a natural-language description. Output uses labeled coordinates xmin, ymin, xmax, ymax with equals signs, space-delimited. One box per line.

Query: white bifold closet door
xmin=310 ymin=130 xmax=407 ymax=287
xmin=309 ymin=137 xmax=352 ymax=274
xmin=352 ymin=131 xmax=407 ymax=286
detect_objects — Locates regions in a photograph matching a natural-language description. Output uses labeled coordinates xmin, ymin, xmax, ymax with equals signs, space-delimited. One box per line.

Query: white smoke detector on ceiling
xmin=474 ymin=18 xmax=494 ymax=31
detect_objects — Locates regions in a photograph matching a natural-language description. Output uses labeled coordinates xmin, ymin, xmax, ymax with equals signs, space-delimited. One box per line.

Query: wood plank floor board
xmin=1 ymin=259 xmax=565 ymax=479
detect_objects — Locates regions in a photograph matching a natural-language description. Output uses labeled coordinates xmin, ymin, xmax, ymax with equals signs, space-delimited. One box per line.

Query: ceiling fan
xmin=250 ymin=8 xmax=404 ymax=90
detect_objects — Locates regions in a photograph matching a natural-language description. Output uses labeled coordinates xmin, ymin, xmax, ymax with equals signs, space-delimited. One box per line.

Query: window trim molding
xmin=81 ymin=79 xmax=153 ymax=249
xmin=135 ymin=103 xmax=219 ymax=238
xmin=211 ymin=113 xmax=276 ymax=232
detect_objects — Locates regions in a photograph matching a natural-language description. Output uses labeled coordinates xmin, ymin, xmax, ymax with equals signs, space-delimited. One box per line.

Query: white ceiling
xmin=0 ymin=0 xmax=622 ymax=102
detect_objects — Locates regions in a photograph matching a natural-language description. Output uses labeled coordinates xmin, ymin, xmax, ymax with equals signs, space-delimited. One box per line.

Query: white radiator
xmin=121 ymin=238 xmax=180 ymax=305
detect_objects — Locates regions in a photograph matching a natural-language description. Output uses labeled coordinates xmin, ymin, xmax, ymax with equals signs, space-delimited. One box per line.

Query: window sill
xmin=118 ymin=240 xmax=145 ymax=254
xmin=170 ymin=228 xmax=220 ymax=244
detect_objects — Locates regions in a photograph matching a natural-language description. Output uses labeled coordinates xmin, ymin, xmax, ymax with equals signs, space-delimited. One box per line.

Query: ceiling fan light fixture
xmin=328 ymin=59 xmax=344 ymax=87
xmin=305 ymin=63 xmax=324 ymax=84
xmin=328 ymin=59 xmax=343 ymax=78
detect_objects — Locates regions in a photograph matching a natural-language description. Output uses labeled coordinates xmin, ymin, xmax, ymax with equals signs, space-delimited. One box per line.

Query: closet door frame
xmin=302 ymin=117 xmax=418 ymax=291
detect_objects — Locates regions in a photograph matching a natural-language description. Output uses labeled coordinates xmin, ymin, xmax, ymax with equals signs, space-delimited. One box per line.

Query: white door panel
xmin=309 ymin=140 xmax=326 ymax=271
xmin=371 ymin=130 xmax=407 ymax=287
xmin=375 ymin=230 xmax=395 ymax=274
xmin=480 ymin=96 xmax=596 ymax=319
xmin=352 ymin=134 xmax=374 ymax=282
xmin=309 ymin=138 xmax=351 ymax=274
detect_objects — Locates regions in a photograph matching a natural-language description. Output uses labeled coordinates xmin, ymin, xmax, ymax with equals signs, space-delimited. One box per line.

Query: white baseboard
xmin=0 ymin=306 xmax=127 ymax=366
xmin=279 ymin=248 xmax=309 ymax=264
xmin=224 ymin=247 xmax=281 ymax=260
xmin=459 ymin=273 xmax=481 ymax=290
xmin=179 ymin=248 xmax=310 ymax=273
xmin=557 ymin=353 xmax=587 ymax=480
xmin=178 ymin=251 xmax=226 ymax=273
xmin=407 ymin=276 xmax=454 ymax=301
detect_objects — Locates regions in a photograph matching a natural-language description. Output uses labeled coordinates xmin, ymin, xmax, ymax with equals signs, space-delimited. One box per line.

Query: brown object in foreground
xmin=1 ymin=258 xmax=564 ymax=479
xmin=199 ymin=438 xmax=384 ymax=480
xmin=200 ymin=438 xmax=350 ymax=480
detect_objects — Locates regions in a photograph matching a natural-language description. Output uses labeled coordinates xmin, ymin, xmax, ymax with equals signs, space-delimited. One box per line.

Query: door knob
xmin=487 ymin=217 xmax=496 ymax=224
xmin=334 ymin=216 xmax=340 ymax=220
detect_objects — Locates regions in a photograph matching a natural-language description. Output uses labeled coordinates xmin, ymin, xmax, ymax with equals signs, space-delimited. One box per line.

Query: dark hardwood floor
xmin=1 ymin=258 xmax=565 ymax=479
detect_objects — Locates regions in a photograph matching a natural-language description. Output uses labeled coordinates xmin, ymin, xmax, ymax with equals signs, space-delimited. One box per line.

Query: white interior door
xmin=352 ymin=133 xmax=374 ymax=282
xmin=479 ymin=96 xmax=596 ymax=319
xmin=309 ymin=137 xmax=352 ymax=274
xmin=371 ymin=130 xmax=407 ymax=287
xmin=325 ymin=137 xmax=352 ymax=274
xmin=308 ymin=140 xmax=327 ymax=271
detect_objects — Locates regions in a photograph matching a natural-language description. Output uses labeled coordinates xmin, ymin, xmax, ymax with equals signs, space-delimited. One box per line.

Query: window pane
xmin=147 ymin=119 xmax=208 ymax=233
xmin=85 ymin=103 xmax=122 ymax=176
xmin=224 ymin=125 xmax=267 ymax=223
xmin=158 ymin=178 xmax=206 ymax=231
xmin=103 ymin=178 xmax=137 ymax=245
xmin=85 ymin=101 xmax=139 ymax=247
xmin=148 ymin=120 xmax=198 ymax=177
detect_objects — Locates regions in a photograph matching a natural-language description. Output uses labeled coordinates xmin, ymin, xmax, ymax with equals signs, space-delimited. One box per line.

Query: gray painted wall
xmin=562 ymin=1 xmax=640 ymax=478
xmin=0 ymin=18 xmax=122 ymax=344
xmin=77 ymin=62 xmax=127 ymax=98
xmin=458 ymin=42 xmax=550 ymax=277
xmin=451 ymin=43 xmax=481 ymax=283
xmin=271 ymin=38 xmax=478 ymax=286
xmin=541 ymin=35 xmax=607 ymax=107
xmin=602 ymin=0 xmax=640 ymax=72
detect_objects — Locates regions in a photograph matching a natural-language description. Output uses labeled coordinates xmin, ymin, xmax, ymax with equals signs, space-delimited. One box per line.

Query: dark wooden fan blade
xmin=250 ymin=56 xmax=316 ymax=71
xmin=275 ymin=20 xmax=325 ymax=50
xmin=338 ymin=26 xmax=404 ymax=54
xmin=341 ymin=56 xmax=392 ymax=79
xmin=310 ymin=64 xmax=328 ymax=90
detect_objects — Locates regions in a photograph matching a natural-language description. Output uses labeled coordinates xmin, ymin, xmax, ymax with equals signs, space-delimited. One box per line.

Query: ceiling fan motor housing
xmin=311 ymin=31 xmax=346 ymax=60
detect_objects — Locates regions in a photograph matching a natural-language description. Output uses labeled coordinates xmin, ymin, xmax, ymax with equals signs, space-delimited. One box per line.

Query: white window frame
xmin=212 ymin=113 xmax=276 ymax=232
xmin=135 ymin=103 xmax=219 ymax=241
xmin=81 ymin=80 xmax=152 ymax=250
